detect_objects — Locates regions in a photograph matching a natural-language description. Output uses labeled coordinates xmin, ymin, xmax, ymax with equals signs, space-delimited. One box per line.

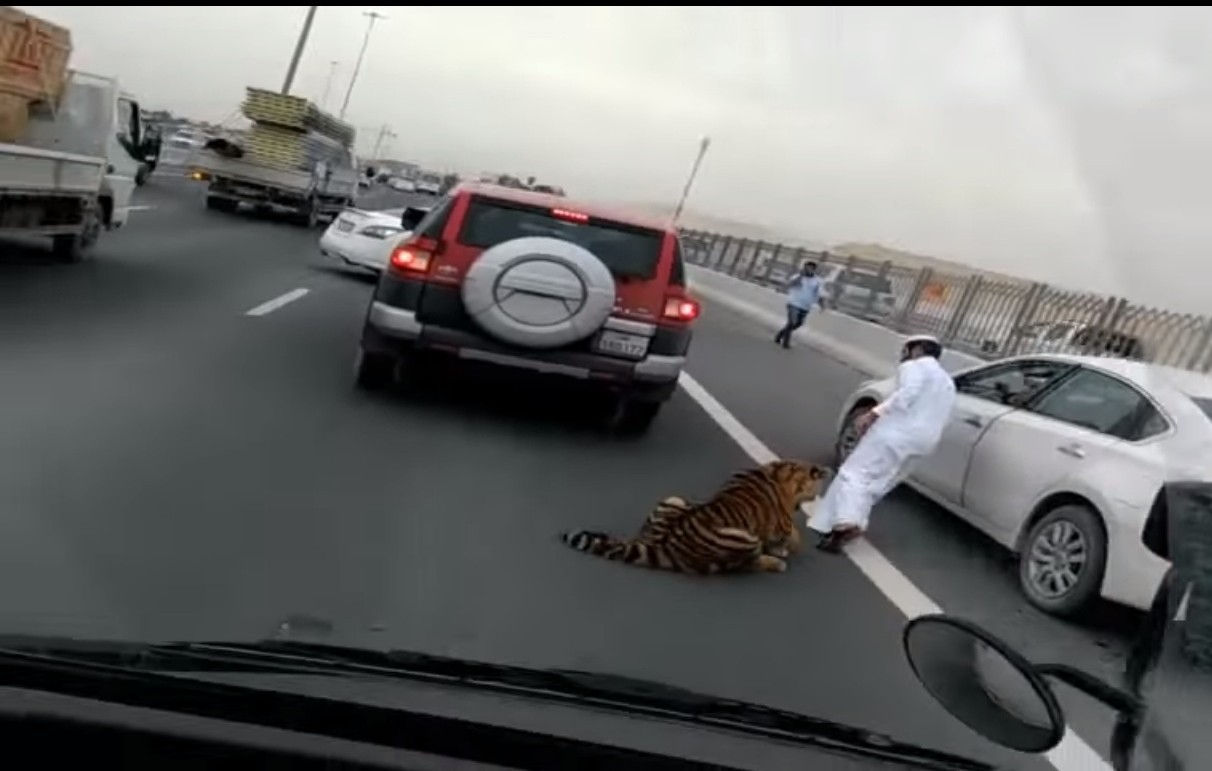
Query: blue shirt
xmin=787 ymin=274 xmax=823 ymax=310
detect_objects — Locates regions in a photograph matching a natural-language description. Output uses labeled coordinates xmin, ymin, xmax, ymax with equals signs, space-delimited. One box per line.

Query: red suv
xmin=356 ymin=183 xmax=700 ymax=434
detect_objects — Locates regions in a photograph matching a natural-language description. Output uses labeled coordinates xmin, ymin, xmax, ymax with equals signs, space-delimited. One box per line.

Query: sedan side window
xmin=1028 ymin=368 xmax=1165 ymax=440
xmin=954 ymin=359 xmax=1073 ymax=406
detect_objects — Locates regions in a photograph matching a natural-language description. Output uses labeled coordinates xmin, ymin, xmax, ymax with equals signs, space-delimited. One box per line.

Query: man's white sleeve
xmin=873 ymin=361 xmax=927 ymax=417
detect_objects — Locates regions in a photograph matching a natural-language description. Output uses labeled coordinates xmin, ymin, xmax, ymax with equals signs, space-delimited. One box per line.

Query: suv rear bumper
xmin=364 ymin=301 xmax=685 ymax=388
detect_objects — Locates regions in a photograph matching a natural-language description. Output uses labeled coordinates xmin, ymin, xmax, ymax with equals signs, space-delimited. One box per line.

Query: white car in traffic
xmin=415 ymin=172 xmax=442 ymax=196
xmin=387 ymin=176 xmax=415 ymax=193
xmin=319 ymin=206 xmax=432 ymax=273
xmin=834 ymin=353 xmax=1212 ymax=617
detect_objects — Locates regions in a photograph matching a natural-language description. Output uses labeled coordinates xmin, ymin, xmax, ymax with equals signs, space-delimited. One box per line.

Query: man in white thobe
xmin=808 ymin=334 xmax=956 ymax=554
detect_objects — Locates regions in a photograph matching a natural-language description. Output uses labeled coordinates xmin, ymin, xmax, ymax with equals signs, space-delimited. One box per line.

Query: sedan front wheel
xmin=1018 ymin=503 xmax=1107 ymax=618
xmin=834 ymin=403 xmax=873 ymax=466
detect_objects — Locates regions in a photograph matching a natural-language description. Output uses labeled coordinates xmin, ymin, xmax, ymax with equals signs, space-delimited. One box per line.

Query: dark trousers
xmin=775 ymin=305 xmax=809 ymax=347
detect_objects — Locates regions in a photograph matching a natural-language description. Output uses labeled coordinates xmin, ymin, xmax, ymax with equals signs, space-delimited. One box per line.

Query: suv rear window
xmin=459 ymin=197 xmax=664 ymax=280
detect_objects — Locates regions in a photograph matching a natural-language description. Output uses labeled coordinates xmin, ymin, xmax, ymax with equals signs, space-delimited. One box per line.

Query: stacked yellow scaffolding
xmin=239 ymin=87 xmax=355 ymax=172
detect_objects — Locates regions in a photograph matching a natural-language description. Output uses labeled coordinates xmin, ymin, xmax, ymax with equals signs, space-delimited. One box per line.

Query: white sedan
xmin=833 ymin=353 xmax=1212 ymax=617
xmin=318 ymin=206 xmax=431 ymax=273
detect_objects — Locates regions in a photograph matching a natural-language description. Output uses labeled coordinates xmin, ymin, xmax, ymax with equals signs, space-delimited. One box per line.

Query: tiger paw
xmin=755 ymin=555 xmax=788 ymax=573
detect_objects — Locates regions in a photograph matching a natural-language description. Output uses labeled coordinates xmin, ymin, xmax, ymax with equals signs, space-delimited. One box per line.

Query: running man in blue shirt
xmin=774 ymin=261 xmax=823 ymax=348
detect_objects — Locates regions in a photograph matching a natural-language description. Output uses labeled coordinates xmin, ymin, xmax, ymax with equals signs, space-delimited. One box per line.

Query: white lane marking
xmin=245 ymin=288 xmax=310 ymax=317
xmin=127 ymin=205 xmax=156 ymax=212
xmin=677 ymin=371 xmax=1110 ymax=771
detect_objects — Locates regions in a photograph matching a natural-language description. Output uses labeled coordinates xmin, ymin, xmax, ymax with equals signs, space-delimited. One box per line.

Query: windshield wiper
xmin=0 ymin=637 xmax=991 ymax=771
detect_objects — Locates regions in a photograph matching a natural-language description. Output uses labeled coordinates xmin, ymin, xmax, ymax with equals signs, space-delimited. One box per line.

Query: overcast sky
xmin=21 ymin=6 xmax=1212 ymax=313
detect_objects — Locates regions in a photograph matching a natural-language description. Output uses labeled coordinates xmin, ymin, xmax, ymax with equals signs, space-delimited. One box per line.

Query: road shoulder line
xmin=677 ymin=371 xmax=1109 ymax=771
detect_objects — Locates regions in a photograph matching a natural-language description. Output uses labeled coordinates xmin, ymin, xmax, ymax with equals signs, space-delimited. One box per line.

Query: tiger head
xmin=766 ymin=459 xmax=831 ymax=505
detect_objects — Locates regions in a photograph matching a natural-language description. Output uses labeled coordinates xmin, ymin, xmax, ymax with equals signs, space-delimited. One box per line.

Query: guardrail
xmin=679 ymin=229 xmax=1212 ymax=373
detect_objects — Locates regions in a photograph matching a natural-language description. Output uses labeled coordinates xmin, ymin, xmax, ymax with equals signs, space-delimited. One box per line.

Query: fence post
xmin=688 ymin=231 xmax=704 ymax=263
xmin=710 ymin=235 xmax=732 ymax=270
xmin=1187 ymin=319 xmax=1212 ymax=372
xmin=736 ymin=240 xmax=761 ymax=276
xmin=941 ymin=275 xmax=984 ymax=345
xmin=727 ymin=239 xmax=748 ymax=274
xmin=699 ymin=233 xmax=715 ymax=265
xmin=893 ymin=267 xmax=932 ymax=332
xmin=1004 ymin=282 xmax=1047 ymax=355
xmin=1091 ymin=295 xmax=1122 ymax=330
xmin=862 ymin=261 xmax=893 ymax=318
xmin=749 ymin=241 xmax=780 ymax=281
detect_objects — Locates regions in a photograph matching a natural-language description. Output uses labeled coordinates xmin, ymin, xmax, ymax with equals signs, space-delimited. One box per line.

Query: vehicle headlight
xmin=360 ymin=226 xmax=403 ymax=239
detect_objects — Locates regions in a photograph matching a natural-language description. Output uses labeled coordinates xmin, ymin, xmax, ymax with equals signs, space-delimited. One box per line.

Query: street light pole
xmin=371 ymin=124 xmax=397 ymax=160
xmin=281 ymin=5 xmax=319 ymax=96
xmin=339 ymin=10 xmax=387 ymax=120
xmin=670 ymin=135 xmax=711 ymax=227
xmin=319 ymin=60 xmax=339 ymax=109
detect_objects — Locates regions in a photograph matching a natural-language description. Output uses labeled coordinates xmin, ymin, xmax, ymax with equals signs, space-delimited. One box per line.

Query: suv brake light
xmin=551 ymin=208 xmax=589 ymax=223
xmin=663 ymin=296 xmax=700 ymax=322
xmin=389 ymin=244 xmax=433 ymax=274
xmin=389 ymin=236 xmax=444 ymax=275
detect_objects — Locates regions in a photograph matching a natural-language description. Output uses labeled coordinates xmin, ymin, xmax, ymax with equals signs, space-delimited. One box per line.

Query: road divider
xmin=687 ymin=266 xmax=984 ymax=378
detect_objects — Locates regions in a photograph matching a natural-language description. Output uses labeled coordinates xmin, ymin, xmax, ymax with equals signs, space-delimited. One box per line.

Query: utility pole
xmin=339 ymin=10 xmax=387 ymax=120
xmin=671 ymin=135 xmax=711 ymax=227
xmin=319 ymin=60 xmax=339 ymax=109
xmin=281 ymin=5 xmax=318 ymax=95
xmin=371 ymin=124 xmax=397 ymax=161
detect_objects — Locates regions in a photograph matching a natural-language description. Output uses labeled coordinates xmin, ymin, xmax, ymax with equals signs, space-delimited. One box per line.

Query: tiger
xmin=561 ymin=459 xmax=831 ymax=575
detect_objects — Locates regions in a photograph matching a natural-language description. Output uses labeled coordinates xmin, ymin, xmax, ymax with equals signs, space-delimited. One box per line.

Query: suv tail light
xmin=663 ymin=296 xmax=700 ymax=322
xmin=388 ymin=237 xmax=441 ymax=276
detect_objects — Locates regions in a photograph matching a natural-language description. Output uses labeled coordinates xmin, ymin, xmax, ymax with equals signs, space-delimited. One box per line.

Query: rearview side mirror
xmin=399 ymin=207 xmax=428 ymax=231
xmin=904 ymin=615 xmax=1139 ymax=758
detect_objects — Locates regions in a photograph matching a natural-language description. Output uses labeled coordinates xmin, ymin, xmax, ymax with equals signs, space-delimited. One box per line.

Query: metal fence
xmin=678 ymin=229 xmax=1212 ymax=373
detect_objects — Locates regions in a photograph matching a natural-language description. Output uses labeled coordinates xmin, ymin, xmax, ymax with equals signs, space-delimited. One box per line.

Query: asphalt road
xmin=0 ymin=176 xmax=1136 ymax=770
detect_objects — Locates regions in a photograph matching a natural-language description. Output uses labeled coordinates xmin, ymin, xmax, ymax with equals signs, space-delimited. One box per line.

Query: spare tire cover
xmin=461 ymin=236 xmax=617 ymax=349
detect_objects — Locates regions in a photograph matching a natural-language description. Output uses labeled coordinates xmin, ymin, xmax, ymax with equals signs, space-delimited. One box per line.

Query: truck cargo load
xmin=0 ymin=6 xmax=72 ymax=142
xmin=189 ymin=87 xmax=359 ymax=226
xmin=0 ymin=8 xmax=150 ymax=263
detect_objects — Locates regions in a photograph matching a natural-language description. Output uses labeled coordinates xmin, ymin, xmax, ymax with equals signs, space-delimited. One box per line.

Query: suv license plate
xmin=596 ymin=330 xmax=648 ymax=359
xmin=336 ymin=220 xmax=354 ymax=233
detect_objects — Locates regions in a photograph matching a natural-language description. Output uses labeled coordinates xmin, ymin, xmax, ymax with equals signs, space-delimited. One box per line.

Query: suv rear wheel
xmin=354 ymin=349 xmax=397 ymax=391
xmin=609 ymin=399 xmax=662 ymax=437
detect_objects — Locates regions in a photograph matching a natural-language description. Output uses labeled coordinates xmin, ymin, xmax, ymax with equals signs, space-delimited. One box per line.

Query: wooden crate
xmin=0 ymin=90 xmax=26 ymax=142
xmin=0 ymin=6 xmax=71 ymax=103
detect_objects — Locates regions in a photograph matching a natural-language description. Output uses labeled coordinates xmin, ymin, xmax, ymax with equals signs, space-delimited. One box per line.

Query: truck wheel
xmin=294 ymin=199 xmax=320 ymax=228
xmin=135 ymin=164 xmax=150 ymax=187
xmin=52 ymin=206 xmax=102 ymax=264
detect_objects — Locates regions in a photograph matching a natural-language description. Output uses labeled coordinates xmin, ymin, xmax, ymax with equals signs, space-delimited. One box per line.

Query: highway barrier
xmin=680 ymin=229 xmax=1212 ymax=374
xmin=687 ymin=265 xmax=985 ymax=380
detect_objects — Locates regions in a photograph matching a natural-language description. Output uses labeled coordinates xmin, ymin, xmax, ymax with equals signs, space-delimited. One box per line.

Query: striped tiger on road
xmin=561 ymin=460 xmax=830 ymax=575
